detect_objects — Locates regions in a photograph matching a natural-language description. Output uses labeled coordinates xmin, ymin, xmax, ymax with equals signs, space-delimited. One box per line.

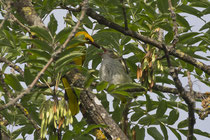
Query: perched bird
xmin=61 ymin=31 xmax=94 ymax=116
xmin=99 ymin=50 xmax=132 ymax=102
xmin=99 ymin=50 xmax=131 ymax=84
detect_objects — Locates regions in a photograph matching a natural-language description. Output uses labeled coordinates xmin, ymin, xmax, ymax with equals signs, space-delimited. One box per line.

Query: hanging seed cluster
xmin=39 ymin=99 xmax=73 ymax=138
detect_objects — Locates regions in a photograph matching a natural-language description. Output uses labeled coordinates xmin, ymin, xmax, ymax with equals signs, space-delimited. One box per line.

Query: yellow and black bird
xmin=61 ymin=31 xmax=94 ymax=116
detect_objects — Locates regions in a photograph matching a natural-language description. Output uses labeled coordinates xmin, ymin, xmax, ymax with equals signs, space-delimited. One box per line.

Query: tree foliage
xmin=0 ymin=0 xmax=210 ymax=139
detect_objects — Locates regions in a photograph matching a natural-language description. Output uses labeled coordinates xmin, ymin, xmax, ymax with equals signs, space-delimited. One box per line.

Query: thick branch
xmin=80 ymin=90 xmax=129 ymax=140
xmin=12 ymin=0 xmax=45 ymax=27
xmin=186 ymin=72 xmax=195 ymax=140
xmin=163 ymin=44 xmax=195 ymax=140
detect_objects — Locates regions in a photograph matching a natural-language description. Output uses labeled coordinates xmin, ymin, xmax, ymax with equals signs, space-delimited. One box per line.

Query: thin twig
xmin=0 ymin=71 xmax=12 ymax=98
xmin=0 ymin=56 xmax=56 ymax=88
xmin=0 ymin=58 xmax=53 ymax=110
xmin=10 ymin=14 xmax=31 ymax=33
xmin=0 ymin=0 xmax=11 ymax=29
xmin=187 ymin=71 xmax=193 ymax=95
xmin=120 ymin=0 xmax=128 ymax=30
xmin=16 ymin=104 xmax=40 ymax=135
xmin=168 ymin=0 xmax=179 ymax=47
xmin=121 ymin=99 xmax=131 ymax=137
xmin=0 ymin=57 xmax=24 ymax=77
xmin=0 ymin=0 xmax=89 ymax=111
xmin=0 ymin=71 xmax=40 ymax=136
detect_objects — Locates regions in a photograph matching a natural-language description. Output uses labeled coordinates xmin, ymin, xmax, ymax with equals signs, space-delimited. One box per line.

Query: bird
xmin=99 ymin=49 xmax=132 ymax=102
xmin=61 ymin=31 xmax=94 ymax=116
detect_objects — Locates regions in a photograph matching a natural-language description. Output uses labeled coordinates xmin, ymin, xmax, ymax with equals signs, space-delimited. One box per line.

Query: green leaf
xmin=179 ymin=32 xmax=199 ymax=43
xmin=157 ymin=0 xmax=169 ymax=13
xmin=167 ymin=109 xmax=179 ymax=125
xmin=190 ymin=1 xmax=210 ymax=8
xmin=82 ymin=124 xmax=106 ymax=135
xmin=55 ymin=51 xmax=84 ymax=68
xmin=22 ymin=38 xmax=53 ymax=53
xmin=178 ymin=119 xmax=188 ymax=128
xmin=24 ymin=49 xmax=51 ymax=60
xmin=107 ymin=84 xmax=117 ymax=92
xmin=49 ymin=134 xmax=58 ymax=140
xmin=147 ymin=127 xmax=164 ymax=140
xmin=135 ymin=126 xmax=145 ymax=140
xmin=160 ymin=123 xmax=168 ymax=140
xmin=194 ymin=129 xmax=210 ymax=138
xmin=200 ymin=21 xmax=210 ymax=31
xmin=138 ymin=115 xmax=153 ymax=125
xmin=24 ymin=66 xmax=34 ymax=86
xmin=12 ymin=127 xmax=24 ymax=139
xmin=202 ymin=7 xmax=210 ymax=15
xmin=83 ymin=16 xmax=93 ymax=29
xmin=111 ymin=90 xmax=131 ymax=98
xmin=48 ymin=14 xmax=58 ymax=36
xmin=168 ymin=126 xmax=182 ymax=140
xmin=146 ymin=94 xmax=152 ymax=112
xmin=186 ymin=63 xmax=194 ymax=72
xmin=21 ymin=124 xmax=34 ymax=137
xmin=131 ymin=108 xmax=144 ymax=121
xmin=63 ymin=130 xmax=74 ymax=140
xmin=156 ymin=76 xmax=174 ymax=85
xmin=177 ymin=4 xmax=203 ymax=18
xmin=4 ymin=74 xmax=23 ymax=91
xmin=91 ymin=54 xmax=102 ymax=69
xmin=55 ymin=27 xmax=71 ymax=43
xmin=178 ymin=129 xmax=188 ymax=137
xmin=165 ymin=31 xmax=174 ymax=44
xmin=176 ymin=14 xmax=190 ymax=30
xmin=195 ymin=67 xmax=203 ymax=76
xmin=156 ymin=100 xmax=167 ymax=118
xmin=30 ymin=26 xmax=52 ymax=43
xmin=96 ymin=81 xmax=108 ymax=92
xmin=140 ymin=1 xmax=157 ymax=19
xmin=121 ymin=36 xmax=131 ymax=45
xmin=84 ymin=73 xmax=95 ymax=88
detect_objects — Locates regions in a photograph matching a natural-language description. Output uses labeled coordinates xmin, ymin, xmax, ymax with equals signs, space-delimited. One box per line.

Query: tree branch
xmin=0 ymin=58 xmax=53 ymax=110
xmin=80 ymin=90 xmax=129 ymax=140
xmin=0 ymin=1 xmax=12 ymax=29
xmin=163 ymin=43 xmax=195 ymax=140
xmin=120 ymin=0 xmax=128 ymax=30
xmin=16 ymin=104 xmax=40 ymax=136
xmin=0 ymin=56 xmax=55 ymax=88
xmin=186 ymin=71 xmax=195 ymax=140
xmin=0 ymin=57 xmax=24 ymax=77
xmin=168 ymin=0 xmax=179 ymax=47
xmin=126 ymin=84 xmax=205 ymax=100
xmin=12 ymin=0 xmax=45 ymax=27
